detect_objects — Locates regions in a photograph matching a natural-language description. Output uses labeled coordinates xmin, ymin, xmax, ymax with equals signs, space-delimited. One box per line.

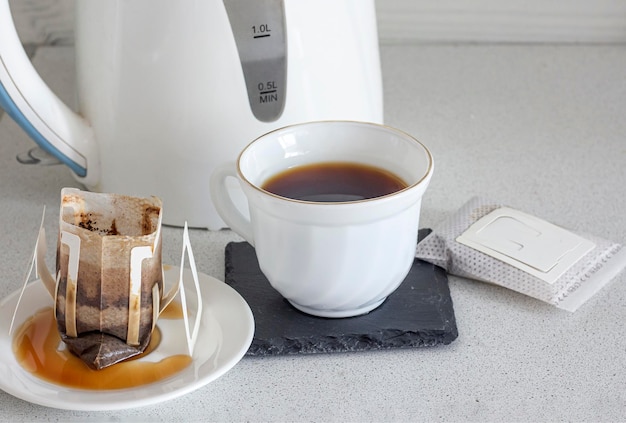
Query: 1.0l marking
xmin=252 ymin=24 xmax=271 ymax=38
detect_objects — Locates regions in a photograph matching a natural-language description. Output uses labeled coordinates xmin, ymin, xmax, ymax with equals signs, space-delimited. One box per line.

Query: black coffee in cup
xmin=261 ymin=161 xmax=407 ymax=202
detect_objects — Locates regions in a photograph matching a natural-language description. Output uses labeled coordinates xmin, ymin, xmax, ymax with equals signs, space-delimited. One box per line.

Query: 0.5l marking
xmin=258 ymin=81 xmax=278 ymax=103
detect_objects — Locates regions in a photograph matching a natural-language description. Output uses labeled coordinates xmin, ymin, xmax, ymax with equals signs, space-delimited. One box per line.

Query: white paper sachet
xmin=415 ymin=197 xmax=626 ymax=311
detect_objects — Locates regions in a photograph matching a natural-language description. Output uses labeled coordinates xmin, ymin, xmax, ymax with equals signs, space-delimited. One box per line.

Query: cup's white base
xmin=288 ymin=297 xmax=386 ymax=318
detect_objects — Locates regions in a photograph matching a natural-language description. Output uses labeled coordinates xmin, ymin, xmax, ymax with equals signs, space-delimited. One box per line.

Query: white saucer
xmin=0 ymin=266 xmax=254 ymax=411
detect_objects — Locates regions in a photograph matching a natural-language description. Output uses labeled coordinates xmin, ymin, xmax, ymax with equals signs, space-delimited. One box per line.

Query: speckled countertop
xmin=1 ymin=43 xmax=625 ymax=422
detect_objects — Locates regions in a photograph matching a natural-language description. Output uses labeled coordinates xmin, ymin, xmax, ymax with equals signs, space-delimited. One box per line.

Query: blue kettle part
xmin=0 ymin=80 xmax=86 ymax=176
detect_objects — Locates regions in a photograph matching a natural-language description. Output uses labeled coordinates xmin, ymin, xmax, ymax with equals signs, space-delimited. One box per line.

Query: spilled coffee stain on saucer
xmin=13 ymin=305 xmax=191 ymax=390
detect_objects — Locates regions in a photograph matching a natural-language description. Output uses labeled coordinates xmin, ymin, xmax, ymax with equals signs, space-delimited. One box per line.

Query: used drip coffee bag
xmin=415 ymin=197 xmax=626 ymax=311
xmin=55 ymin=188 xmax=163 ymax=369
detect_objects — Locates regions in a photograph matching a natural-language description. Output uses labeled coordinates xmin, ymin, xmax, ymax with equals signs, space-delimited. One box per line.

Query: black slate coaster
xmin=224 ymin=229 xmax=458 ymax=356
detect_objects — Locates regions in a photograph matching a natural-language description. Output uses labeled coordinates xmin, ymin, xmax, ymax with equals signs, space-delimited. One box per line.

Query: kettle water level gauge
xmin=224 ymin=0 xmax=287 ymax=122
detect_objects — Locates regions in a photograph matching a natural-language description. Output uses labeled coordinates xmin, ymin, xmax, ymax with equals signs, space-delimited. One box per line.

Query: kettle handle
xmin=0 ymin=0 xmax=99 ymax=186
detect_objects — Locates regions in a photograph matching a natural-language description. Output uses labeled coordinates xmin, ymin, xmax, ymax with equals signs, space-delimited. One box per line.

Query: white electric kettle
xmin=0 ymin=0 xmax=383 ymax=229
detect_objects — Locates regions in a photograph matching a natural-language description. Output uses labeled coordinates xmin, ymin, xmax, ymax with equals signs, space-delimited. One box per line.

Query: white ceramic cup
xmin=210 ymin=121 xmax=434 ymax=318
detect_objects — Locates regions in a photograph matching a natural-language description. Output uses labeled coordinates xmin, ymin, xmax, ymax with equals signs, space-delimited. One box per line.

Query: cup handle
xmin=210 ymin=163 xmax=255 ymax=245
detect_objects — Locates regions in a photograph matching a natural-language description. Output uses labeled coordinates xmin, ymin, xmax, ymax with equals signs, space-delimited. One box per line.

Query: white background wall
xmin=8 ymin=0 xmax=626 ymax=46
xmin=377 ymin=0 xmax=626 ymax=43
